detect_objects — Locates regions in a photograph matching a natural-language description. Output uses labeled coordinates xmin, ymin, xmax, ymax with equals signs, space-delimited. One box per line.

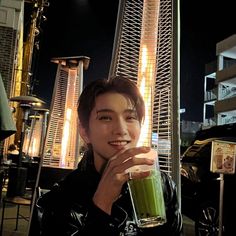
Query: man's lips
xmin=108 ymin=140 xmax=130 ymax=147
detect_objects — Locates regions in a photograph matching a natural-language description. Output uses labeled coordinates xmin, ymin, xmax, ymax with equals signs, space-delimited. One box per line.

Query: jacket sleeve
xmin=152 ymin=172 xmax=183 ymax=235
xmin=78 ymin=202 xmax=128 ymax=235
xmin=34 ymin=184 xmax=127 ymax=236
xmin=162 ymin=172 xmax=183 ymax=235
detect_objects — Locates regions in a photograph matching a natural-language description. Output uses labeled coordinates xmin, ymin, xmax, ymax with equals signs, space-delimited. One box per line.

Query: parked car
xmin=181 ymin=123 xmax=236 ymax=236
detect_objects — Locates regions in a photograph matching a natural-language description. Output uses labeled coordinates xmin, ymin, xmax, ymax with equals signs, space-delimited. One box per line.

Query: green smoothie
xmin=128 ymin=169 xmax=166 ymax=228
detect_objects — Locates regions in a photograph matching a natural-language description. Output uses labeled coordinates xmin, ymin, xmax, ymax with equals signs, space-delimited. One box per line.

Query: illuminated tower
xmin=109 ymin=0 xmax=180 ymax=191
xmin=43 ymin=56 xmax=90 ymax=169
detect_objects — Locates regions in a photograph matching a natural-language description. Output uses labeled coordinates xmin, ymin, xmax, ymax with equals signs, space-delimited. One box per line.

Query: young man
xmin=36 ymin=76 xmax=182 ymax=235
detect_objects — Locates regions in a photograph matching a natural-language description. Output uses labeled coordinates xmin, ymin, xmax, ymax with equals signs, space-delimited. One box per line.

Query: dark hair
xmin=78 ymin=76 xmax=145 ymax=130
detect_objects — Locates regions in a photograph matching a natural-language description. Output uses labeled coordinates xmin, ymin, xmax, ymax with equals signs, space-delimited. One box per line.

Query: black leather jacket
xmin=33 ymin=151 xmax=183 ymax=236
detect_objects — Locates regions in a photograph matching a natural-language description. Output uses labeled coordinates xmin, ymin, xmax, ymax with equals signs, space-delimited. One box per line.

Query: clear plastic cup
xmin=127 ymin=148 xmax=166 ymax=228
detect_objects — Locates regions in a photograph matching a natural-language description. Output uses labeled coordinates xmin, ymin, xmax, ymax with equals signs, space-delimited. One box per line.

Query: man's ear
xmin=79 ymin=123 xmax=90 ymax=144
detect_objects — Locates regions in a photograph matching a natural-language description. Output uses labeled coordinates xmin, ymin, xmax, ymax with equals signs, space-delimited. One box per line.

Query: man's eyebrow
xmin=96 ymin=108 xmax=136 ymax=114
xmin=124 ymin=109 xmax=137 ymax=114
xmin=96 ymin=109 xmax=113 ymax=114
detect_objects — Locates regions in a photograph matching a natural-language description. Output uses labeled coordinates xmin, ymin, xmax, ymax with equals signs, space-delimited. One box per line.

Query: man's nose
xmin=113 ymin=118 xmax=128 ymax=135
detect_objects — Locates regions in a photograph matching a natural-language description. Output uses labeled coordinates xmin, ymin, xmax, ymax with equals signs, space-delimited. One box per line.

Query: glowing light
xmin=61 ymin=108 xmax=72 ymax=167
xmin=30 ymin=138 xmax=37 ymax=156
xmin=137 ymin=45 xmax=154 ymax=147
xmin=137 ymin=0 xmax=160 ymax=147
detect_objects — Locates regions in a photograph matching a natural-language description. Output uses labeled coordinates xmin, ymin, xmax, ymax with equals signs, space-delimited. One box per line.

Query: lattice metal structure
xmin=42 ymin=56 xmax=90 ymax=169
xmin=109 ymin=0 xmax=180 ymax=190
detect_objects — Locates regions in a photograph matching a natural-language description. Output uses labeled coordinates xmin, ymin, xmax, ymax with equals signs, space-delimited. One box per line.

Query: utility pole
xmin=15 ymin=0 xmax=49 ymax=144
xmin=21 ymin=0 xmax=49 ymax=96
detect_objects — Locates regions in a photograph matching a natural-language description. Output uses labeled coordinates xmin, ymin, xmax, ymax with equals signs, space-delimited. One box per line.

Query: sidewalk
xmin=0 ymin=185 xmax=30 ymax=236
xmin=0 ymin=204 xmax=29 ymax=236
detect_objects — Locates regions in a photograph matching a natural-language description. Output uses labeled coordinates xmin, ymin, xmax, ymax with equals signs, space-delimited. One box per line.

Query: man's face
xmin=83 ymin=92 xmax=141 ymax=172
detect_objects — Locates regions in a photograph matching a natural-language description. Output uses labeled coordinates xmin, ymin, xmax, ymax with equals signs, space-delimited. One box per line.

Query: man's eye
xmin=98 ymin=116 xmax=112 ymax=121
xmin=127 ymin=116 xmax=138 ymax=121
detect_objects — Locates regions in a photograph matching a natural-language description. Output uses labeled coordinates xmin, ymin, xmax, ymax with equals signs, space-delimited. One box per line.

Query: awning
xmin=0 ymin=73 xmax=16 ymax=141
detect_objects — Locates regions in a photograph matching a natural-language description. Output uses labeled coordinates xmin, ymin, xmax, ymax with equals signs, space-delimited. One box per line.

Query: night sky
xmin=31 ymin=0 xmax=119 ymax=104
xmin=30 ymin=0 xmax=236 ymax=122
